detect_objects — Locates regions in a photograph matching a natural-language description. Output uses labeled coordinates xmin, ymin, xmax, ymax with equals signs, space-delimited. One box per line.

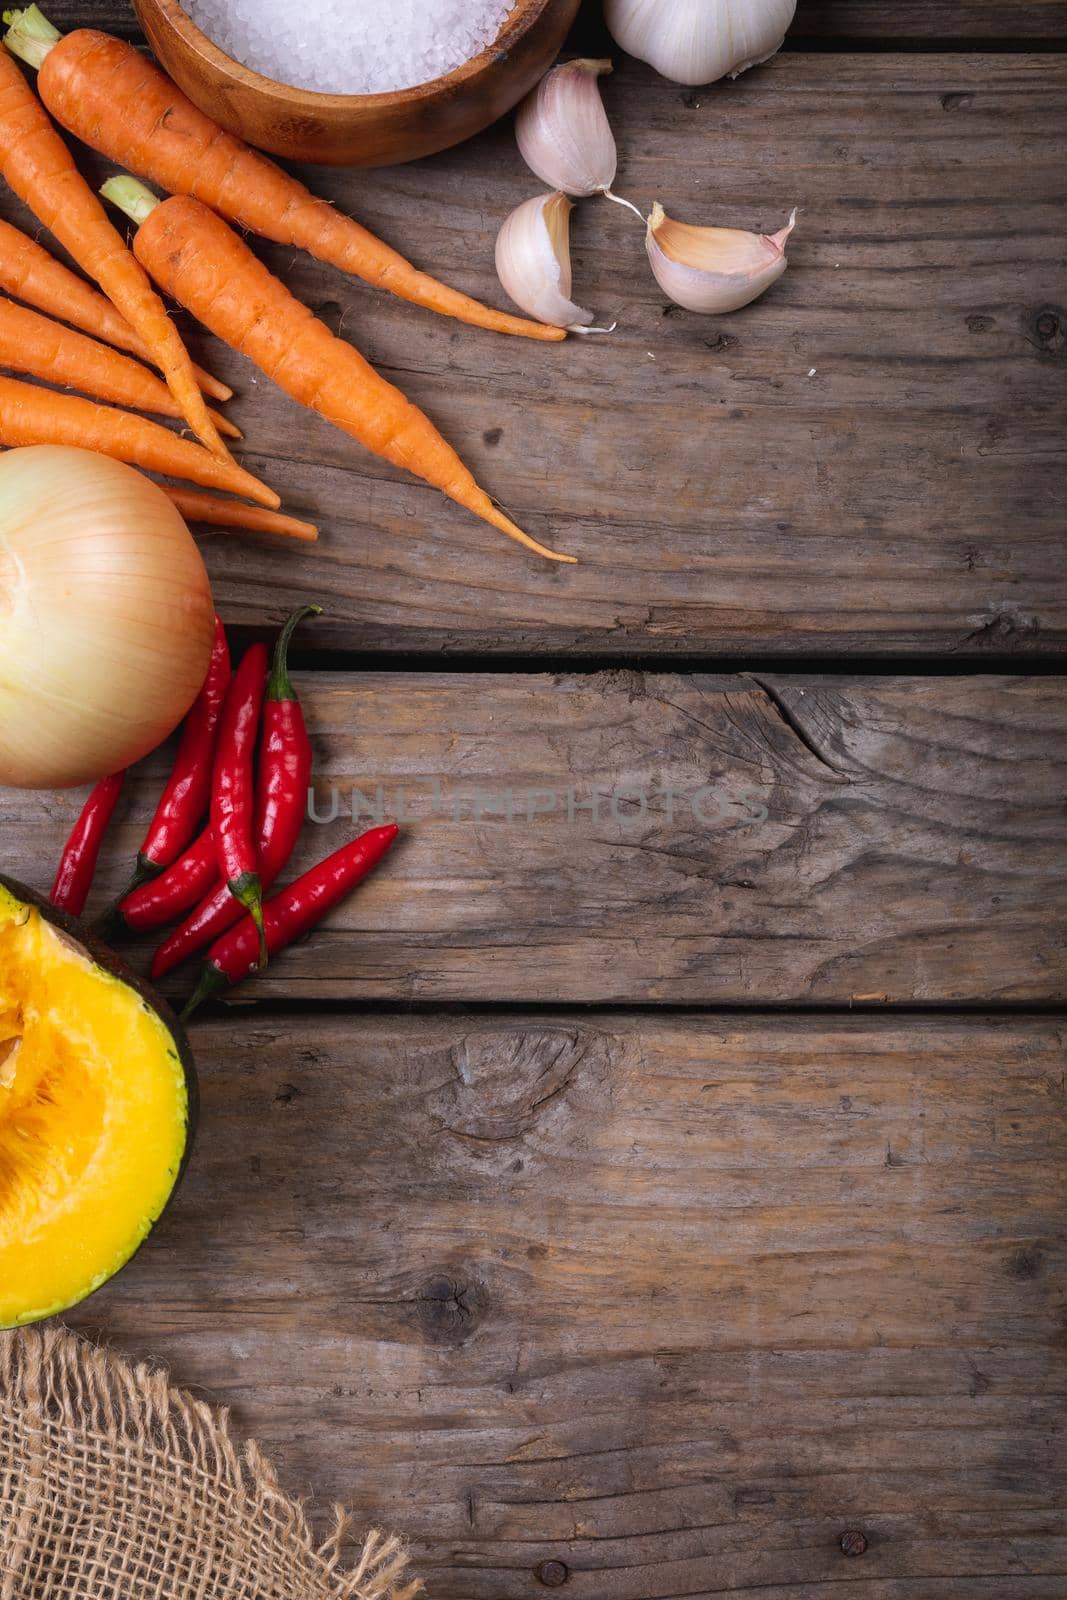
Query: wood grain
xmin=1 ymin=48 xmax=1063 ymax=655
xmin=66 ymin=1013 xmax=1067 ymax=1598
xmin=2 ymin=673 xmax=1063 ymax=1005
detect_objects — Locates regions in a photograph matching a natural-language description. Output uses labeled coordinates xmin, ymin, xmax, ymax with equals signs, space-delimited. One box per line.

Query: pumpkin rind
xmin=0 ymin=874 xmax=197 ymax=1328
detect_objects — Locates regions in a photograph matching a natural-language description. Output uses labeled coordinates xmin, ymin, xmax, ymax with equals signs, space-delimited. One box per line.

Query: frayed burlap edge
xmin=0 ymin=1323 xmax=422 ymax=1600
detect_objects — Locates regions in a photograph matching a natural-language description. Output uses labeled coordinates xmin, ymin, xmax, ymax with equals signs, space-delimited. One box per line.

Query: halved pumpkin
xmin=0 ymin=875 xmax=196 ymax=1328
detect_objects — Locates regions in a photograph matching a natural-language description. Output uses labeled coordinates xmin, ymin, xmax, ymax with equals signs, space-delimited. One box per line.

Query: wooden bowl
xmin=132 ymin=0 xmax=582 ymax=168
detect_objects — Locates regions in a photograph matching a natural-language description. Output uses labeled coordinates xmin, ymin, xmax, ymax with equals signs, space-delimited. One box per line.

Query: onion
xmin=0 ymin=446 xmax=215 ymax=789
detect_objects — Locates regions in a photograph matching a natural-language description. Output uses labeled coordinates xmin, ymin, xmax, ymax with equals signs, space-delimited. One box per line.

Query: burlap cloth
xmin=0 ymin=1324 xmax=421 ymax=1600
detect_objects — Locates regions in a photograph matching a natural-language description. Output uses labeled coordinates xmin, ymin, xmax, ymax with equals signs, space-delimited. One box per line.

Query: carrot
xmin=0 ymin=294 xmax=240 ymax=435
xmin=0 ymin=216 xmax=232 ymax=402
xmin=7 ymin=12 xmax=567 ymax=344
xmin=104 ymin=181 xmax=573 ymax=563
xmin=0 ymin=374 xmax=280 ymax=507
xmin=0 ymin=39 xmax=234 ymax=461
xmin=165 ymin=488 xmax=319 ymax=543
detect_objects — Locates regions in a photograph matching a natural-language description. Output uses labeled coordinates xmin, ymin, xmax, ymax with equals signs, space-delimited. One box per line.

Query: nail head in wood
xmin=535 ymin=1559 xmax=569 ymax=1586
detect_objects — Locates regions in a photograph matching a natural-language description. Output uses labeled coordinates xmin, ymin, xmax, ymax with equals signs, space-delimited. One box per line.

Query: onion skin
xmin=0 ymin=446 xmax=215 ymax=789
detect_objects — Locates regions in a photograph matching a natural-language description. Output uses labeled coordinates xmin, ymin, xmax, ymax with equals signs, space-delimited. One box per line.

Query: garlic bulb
xmin=646 ymin=203 xmax=797 ymax=313
xmin=605 ymin=0 xmax=797 ymax=87
xmin=516 ymin=59 xmax=616 ymax=197
xmin=495 ymin=192 xmax=594 ymax=331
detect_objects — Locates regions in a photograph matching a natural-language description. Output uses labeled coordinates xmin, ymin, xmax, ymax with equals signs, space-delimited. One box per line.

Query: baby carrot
xmin=0 ymin=294 xmax=239 ymax=435
xmin=103 ymin=181 xmax=573 ymax=564
xmin=0 ymin=375 xmax=280 ymax=507
xmin=0 ymin=217 xmax=232 ymax=401
xmin=166 ymin=489 xmax=319 ymax=543
xmin=0 ymin=39 xmax=231 ymax=459
xmin=8 ymin=11 xmax=566 ymax=344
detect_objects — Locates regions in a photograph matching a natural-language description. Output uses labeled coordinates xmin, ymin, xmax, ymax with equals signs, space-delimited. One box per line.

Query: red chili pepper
xmin=151 ymin=605 xmax=320 ymax=978
xmin=212 ymin=640 xmax=269 ymax=967
xmin=50 ymin=771 xmax=126 ymax=917
xmin=132 ymin=616 xmax=230 ymax=885
xmin=258 ymin=603 xmax=321 ymax=876
xmin=117 ymin=824 xmax=217 ymax=932
xmin=182 ymin=824 xmax=399 ymax=1018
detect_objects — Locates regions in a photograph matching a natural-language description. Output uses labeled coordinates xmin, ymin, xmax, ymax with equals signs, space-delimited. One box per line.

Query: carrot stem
xmin=2 ymin=6 xmax=57 ymax=71
xmin=100 ymin=174 xmax=159 ymax=228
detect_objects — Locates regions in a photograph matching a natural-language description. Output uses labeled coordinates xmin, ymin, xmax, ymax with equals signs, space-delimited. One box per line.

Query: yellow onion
xmin=0 ymin=446 xmax=215 ymax=789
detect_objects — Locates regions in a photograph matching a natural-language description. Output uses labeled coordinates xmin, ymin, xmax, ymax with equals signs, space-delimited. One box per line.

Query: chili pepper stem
xmin=102 ymin=854 xmax=161 ymax=932
xmin=181 ymin=963 xmax=227 ymax=1021
xmin=268 ymin=603 xmax=322 ymax=701
xmin=229 ymin=870 xmax=268 ymax=967
xmin=119 ymin=852 xmax=163 ymax=899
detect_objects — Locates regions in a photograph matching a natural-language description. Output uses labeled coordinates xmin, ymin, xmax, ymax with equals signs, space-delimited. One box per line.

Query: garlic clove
xmin=515 ymin=58 xmax=617 ymax=198
xmin=605 ymin=0 xmax=797 ymax=88
xmin=646 ymin=202 xmax=797 ymax=314
xmin=495 ymin=191 xmax=595 ymax=330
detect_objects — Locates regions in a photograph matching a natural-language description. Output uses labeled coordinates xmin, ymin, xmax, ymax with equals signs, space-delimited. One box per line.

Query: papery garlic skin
xmin=646 ymin=203 xmax=797 ymax=313
xmin=605 ymin=0 xmax=797 ymax=87
xmin=515 ymin=59 xmax=617 ymax=197
xmin=495 ymin=192 xmax=594 ymax=329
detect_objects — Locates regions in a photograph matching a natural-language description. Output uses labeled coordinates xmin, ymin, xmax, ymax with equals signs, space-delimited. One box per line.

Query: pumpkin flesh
xmin=0 ymin=882 xmax=190 ymax=1327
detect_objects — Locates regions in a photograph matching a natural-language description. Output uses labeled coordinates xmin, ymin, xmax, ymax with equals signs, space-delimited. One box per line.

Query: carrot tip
xmin=487 ymin=505 xmax=577 ymax=563
xmin=211 ymin=410 xmax=242 ymax=440
xmin=194 ymin=366 xmax=233 ymax=403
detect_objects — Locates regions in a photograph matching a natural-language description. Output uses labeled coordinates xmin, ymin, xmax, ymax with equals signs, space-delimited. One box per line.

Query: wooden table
xmin=7 ymin=3 xmax=1067 ymax=1594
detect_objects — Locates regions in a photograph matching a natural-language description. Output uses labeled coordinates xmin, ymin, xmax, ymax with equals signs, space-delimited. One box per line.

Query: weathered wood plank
xmin=2 ymin=673 xmax=1063 ymax=1004
xmin=1 ymin=52 xmax=1063 ymax=656
xmin=45 ymin=0 xmax=1067 ymax=45
xmin=67 ymin=1013 xmax=1067 ymax=1598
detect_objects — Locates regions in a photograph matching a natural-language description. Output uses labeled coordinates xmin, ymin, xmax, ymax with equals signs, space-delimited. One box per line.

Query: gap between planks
xmin=205 ymin=998 xmax=1067 ymax=1020
xmin=267 ymin=651 xmax=1067 ymax=677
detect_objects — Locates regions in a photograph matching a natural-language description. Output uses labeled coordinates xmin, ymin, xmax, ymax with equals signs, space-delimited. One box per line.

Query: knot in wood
xmin=431 ymin=1028 xmax=595 ymax=1142
xmin=415 ymin=1273 xmax=486 ymax=1345
xmin=1025 ymin=304 xmax=1065 ymax=355
xmin=1005 ymin=1246 xmax=1043 ymax=1280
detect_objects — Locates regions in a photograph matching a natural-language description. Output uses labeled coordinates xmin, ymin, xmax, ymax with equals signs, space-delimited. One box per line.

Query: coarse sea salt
xmin=184 ymin=0 xmax=517 ymax=94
